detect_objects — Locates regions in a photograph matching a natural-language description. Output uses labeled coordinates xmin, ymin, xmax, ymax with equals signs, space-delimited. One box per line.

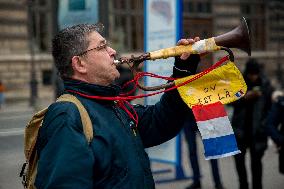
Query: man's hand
xmin=176 ymin=37 xmax=200 ymax=60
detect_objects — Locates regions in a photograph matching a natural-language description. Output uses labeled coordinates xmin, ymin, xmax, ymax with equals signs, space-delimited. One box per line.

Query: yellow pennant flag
xmin=175 ymin=61 xmax=247 ymax=108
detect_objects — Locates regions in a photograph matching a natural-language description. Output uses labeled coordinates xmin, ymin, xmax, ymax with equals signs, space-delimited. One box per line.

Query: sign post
xmin=144 ymin=0 xmax=191 ymax=182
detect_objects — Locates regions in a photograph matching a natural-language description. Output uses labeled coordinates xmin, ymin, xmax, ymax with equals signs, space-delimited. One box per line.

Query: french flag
xmin=235 ymin=89 xmax=245 ymax=98
xmin=192 ymin=101 xmax=240 ymax=160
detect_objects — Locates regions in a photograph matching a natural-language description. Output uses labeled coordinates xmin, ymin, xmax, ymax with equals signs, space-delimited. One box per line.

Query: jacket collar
xmin=63 ymin=78 xmax=121 ymax=97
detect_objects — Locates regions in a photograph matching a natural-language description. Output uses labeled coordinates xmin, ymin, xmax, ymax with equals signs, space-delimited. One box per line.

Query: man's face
xmin=80 ymin=31 xmax=120 ymax=85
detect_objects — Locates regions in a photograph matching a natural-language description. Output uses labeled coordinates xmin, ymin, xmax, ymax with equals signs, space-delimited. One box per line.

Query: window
xmin=205 ymin=2 xmax=211 ymax=13
xmin=188 ymin=2 xmax=194 ymax=12
xmin=240 ymin=2 xmax=266 ymax=50
xmin=110 ymin=0 xmax=143 ymax=51
xmin=197 ymin=2 xmax=203 ymax=12
xmin=199 ymin=2 xmax=211 ymax=13
xmin=115 ymin=0 xmax=126 ymax=9
xmin=42 ymin=70 xmax=52 ymax=85
xmin=28 ymin=0 xmax=54 ymax=52
xmin=69 ymin=0 xmax=86 ymax=11
xmin=241 ymin=4 xmax=251 ymax=14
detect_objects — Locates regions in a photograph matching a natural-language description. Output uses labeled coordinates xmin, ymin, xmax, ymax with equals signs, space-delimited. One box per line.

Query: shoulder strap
xmin=24 ymin=108 xmax=48 ymax=160
xmin=56 ymin=94 xmax=93 ymax=143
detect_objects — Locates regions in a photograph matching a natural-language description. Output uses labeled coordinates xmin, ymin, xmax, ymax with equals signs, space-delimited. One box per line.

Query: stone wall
xmin=0 ymin=53 xmax=54 ymax=102
xmin=0 ymin=1 xmax=28 ymax=54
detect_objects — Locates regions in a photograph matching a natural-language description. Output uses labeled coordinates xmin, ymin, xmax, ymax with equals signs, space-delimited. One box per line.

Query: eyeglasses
xmin=77 ymin=40 xmax=109 ymax=56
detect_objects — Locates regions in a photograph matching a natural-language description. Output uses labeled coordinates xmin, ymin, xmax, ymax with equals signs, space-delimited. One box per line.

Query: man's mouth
xmin=113 ymin=60 xmax=121 ymax=66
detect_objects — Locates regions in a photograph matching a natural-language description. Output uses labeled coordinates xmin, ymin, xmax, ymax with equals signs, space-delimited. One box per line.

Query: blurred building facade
xmin=0 ymin=0 xmax=55 ymax=104
xmin=0 ymin=0 xmax=283 ymax=103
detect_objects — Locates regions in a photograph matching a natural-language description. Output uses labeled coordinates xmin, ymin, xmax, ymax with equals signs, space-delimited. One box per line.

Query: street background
xmin=0 ymin=98 xmax=283 ymax=189
xmin=1 ymin=1 xmax=284 ymax=189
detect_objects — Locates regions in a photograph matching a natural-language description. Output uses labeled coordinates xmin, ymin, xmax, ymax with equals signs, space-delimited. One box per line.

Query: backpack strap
xmin=24 ymin=108 xmax=48 ymax=160
xmin=56 ymin=94 xmax=93 ymax=143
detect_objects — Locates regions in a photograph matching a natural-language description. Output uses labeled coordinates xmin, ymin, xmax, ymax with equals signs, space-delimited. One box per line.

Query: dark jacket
xmin=231 ymin=75 xmax=272 ymax=152
xmin=35 ymin=56 xmax=199 ymax=189
xmin=266 ymin=96 xmax=284 ymax=174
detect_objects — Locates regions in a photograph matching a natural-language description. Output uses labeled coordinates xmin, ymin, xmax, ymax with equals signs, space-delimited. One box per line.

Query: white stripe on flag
xmin=205 ymin=150 xmax=241 ymax=160
xmin=196 ymin=116 xmax=234 ymax=139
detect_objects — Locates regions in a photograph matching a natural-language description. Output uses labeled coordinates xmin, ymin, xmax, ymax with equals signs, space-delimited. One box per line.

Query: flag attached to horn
xmin=192 ymin=102 xmax=240 ymax=160
xmin=175 ymin=58 xmax=246 ymax=160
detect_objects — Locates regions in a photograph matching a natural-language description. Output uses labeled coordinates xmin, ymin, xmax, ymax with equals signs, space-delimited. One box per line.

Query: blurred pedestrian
xmin=266 ymin=90 xmax=284 ymax=174
xmin=231 ymin=58 xmax=273 ymax=189
xmin=0 ymin=80 xmax=5 ymax=109
xmin=184 ymin=115 xmax=225 ymax=189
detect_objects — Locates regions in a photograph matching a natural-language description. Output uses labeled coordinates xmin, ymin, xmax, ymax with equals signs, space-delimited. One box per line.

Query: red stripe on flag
xmin=192 ymin=101 xmax=227 ymax=121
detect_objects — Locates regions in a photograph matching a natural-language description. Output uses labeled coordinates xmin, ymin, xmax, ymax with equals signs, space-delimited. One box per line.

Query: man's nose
xmin=107 ymin=46 xmax=116 ymax=56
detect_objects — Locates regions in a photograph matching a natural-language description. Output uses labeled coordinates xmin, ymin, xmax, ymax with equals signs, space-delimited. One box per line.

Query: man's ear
xmin=71 ymin=56 xmax=87 ymax=74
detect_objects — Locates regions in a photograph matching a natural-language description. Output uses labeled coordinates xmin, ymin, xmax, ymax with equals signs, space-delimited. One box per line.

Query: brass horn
xmin=115 ymin=17 xmax=251 ymax=66
xmin=115 ymin=17 xmax=251 ymax=91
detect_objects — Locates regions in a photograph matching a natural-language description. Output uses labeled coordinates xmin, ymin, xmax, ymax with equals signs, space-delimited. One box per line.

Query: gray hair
xmin=52 ymin=23 xmax=104 ymax=78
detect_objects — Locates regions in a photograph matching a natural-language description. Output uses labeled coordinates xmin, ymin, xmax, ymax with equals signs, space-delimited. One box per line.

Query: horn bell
xmin=214 ymin=17 xmax=251 ymax=56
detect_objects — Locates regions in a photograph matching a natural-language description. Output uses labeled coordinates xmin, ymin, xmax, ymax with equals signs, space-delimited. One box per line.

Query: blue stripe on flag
xmin=202 ymin=134 xmax=239 ymax=159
